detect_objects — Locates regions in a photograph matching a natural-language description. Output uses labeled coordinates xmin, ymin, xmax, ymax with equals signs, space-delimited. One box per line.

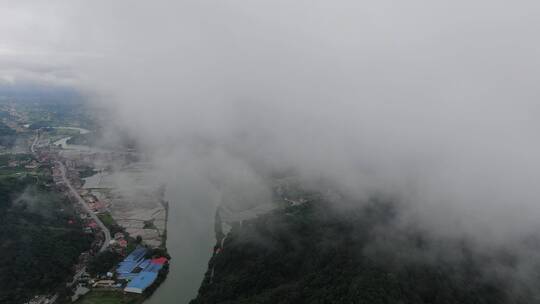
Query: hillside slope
xmin=191 ymin=199 xmax=536 ymax=304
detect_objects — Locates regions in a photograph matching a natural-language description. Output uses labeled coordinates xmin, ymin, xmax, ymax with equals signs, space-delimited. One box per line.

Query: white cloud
xmin=4 ymin=1 xmax=540 ymax=286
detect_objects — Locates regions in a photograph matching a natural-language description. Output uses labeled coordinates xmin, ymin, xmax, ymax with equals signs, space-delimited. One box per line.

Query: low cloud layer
xmin=4 ymin=0 xmax=540 ymax=259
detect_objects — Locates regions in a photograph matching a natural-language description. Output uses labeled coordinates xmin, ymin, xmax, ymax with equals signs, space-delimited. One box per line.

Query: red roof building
xmin=151 ymin=257 xmax=168 ymax=265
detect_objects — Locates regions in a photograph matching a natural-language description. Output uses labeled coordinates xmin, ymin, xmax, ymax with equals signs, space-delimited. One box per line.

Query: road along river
xmin=56 ymin=160 xmax=111 ymax=252
xmin=52 ymin=127 xmax=111 ymax=154
xmin=52 ymin=126 xmax=217 ymax=303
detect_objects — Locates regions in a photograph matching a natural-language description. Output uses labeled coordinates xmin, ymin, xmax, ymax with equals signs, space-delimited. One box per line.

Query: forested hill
xmin=191 ymin=198 xmax=537 ymax=304
xmin=0 ymin=156 xmax=92 ymax=304
xmin=0 ymin=122 xmax=15 ymax=135
xmin=0 ymin=122 xmax=16 ymax=147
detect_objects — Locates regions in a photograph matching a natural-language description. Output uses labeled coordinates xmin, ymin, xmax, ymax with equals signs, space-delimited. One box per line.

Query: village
xmin=27 ymin=127 xmax=169 ymax=304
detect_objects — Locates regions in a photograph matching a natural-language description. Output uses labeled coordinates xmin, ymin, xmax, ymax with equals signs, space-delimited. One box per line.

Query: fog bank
xmin=75 ymin=1 xmax=540 ymax=242
xmin=4 ymin=0 xmax=540 ymax=273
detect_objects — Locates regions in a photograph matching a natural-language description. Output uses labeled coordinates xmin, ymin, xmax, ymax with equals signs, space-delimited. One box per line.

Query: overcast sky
xmin=3 ymin=0 xmax=540 ymax=247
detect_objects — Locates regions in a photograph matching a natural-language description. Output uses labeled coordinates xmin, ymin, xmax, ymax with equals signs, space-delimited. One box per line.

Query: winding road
xmin=30 ymin=130 xmax=39 ymax=154
xmin=31 ymin=128 xmax=111 ymax=253
xmin=56 ymin=160 xmax=111 ymax=252
xmin=31 ymin=131 xmax=111 ymax=252
xmin=28 ymin=131 xmax=110 ymax=303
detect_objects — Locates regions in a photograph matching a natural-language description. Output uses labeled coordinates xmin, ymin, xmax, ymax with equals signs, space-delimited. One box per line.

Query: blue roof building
xmin=116 ymin=247 xmax=168 ymax=294
xmin=124 ymin=272 xmax=158 ymax=294
xmin=120 ymin=255 xmax=167 ymax=294
xmin=125 ymin=247 xmax=147 ymax=262
xmin=143 ymin=263 xmax=162 ymax=273
xmin=116 ymin=247 xmax=148 ymax=275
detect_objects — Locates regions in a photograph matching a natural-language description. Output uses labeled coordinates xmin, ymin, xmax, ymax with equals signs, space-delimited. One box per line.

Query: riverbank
xmin=39 ymin=127 xmax=171 ymax=303
xmin=143 ymin=183 xmax=216 ymax=304
xmin=76 ymin=245 xmax=170 ymax=304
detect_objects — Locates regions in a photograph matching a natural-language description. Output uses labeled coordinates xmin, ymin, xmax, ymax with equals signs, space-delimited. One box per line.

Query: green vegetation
xmin=49 ymin=127 xmax=81 ymax=136
xmin=191 ymin=198 xmax=532 ymax=304
xmin=0 ymin=159 xmax=92 ymax=304
xmin=98 ymin=212 xmax=124 ymax=235
xmin=98 ymin=212 xmax=115 ymax=228
xmin=126 ymin=238 xmax=139 ymax=254
xmin=29 ymin=121 xmax=52 ymax=130
xmin=0 ymin=121 xmax=17 ymax=147
xmin=14 ymin=100 xmax=96 ymax=129
xmin=0 ymin=96 xmax=107 ymax=303
xmin=87 ymin=251 xmax=122 ymax=276
xmin=0 ymin=153 xmax=34 ymax=165
xmin=67 ymin=132 xmax=97 ymax=146
xmin=75 ymin=290 xmax=144 ymax=304
xmin=0 ymin=121 xmax=15 ymax=135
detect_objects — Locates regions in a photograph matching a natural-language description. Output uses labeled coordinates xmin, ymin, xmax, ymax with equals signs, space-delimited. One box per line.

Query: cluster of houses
xmin=116 ymin=247 xmax=168 ymax=294
xmin=81 ymin=193 xmax=108 ymax=213
xmin=79 ymin=247 xmax=168 ymax=295
xmin=30 ymin=128 xmax=171 ymax=299
xmin=110 ymin=232 xmax=129 ymax=253
xmin=6 ymin=158 xmax=40 ymax=169
xmin=51 ymin=166 xmax=64 ymax=185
